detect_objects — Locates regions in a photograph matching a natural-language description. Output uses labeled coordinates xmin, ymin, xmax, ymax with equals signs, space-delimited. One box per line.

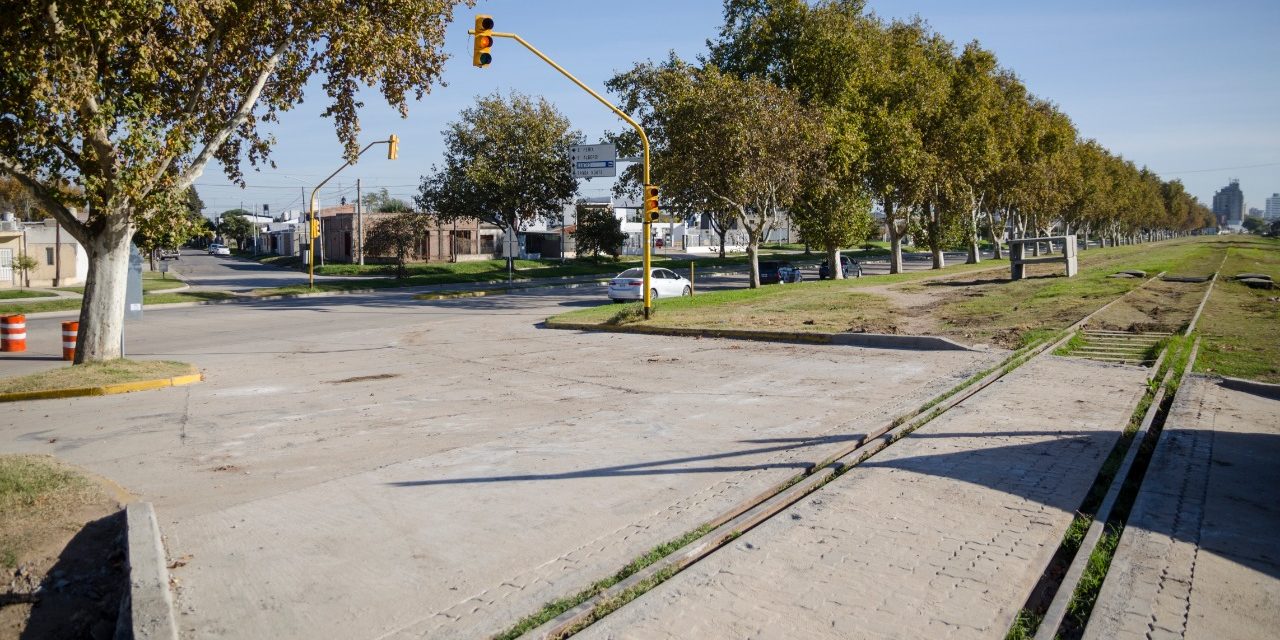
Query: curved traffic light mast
xmin=469 ymin=15 xmax=657 ymax=318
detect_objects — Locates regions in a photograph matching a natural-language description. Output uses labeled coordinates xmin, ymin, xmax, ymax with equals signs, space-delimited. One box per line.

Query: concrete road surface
xmin=1085 ymin=375 xmax=1280 ymax=640
xmin=1 ymin=286 xmax=1000 ymax=638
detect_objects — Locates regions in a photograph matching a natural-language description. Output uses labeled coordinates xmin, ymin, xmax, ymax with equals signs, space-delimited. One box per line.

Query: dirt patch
xmin=326 ymin=373 xmax=401 ymax=384
xmin=1089 ymin=279 xmax=1206 ymax=333
xmin=0 ymin=455 xmax=126 ymax=639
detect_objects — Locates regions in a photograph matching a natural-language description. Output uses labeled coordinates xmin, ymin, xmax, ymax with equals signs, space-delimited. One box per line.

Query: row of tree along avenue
xmin=605 ymin=0 xmax=1214 ymax=284
xmin=0 ymin=0 xmax=1216 ymax=363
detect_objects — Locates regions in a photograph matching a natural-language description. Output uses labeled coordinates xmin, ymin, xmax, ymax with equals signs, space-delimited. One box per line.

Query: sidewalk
xmin=581 ymin=356 xmax=1149 ymax=639
xmin=1084 ymin=375 xmax=1280 ymax=640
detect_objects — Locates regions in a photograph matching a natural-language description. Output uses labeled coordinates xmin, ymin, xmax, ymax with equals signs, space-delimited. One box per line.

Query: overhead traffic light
xmin=472 ymin=15 xmax=494 ymax=67
xmin=643 ymin=184 xmax=660 ymax=223
xmin=388 ymin=134 xmax=399 ymax=160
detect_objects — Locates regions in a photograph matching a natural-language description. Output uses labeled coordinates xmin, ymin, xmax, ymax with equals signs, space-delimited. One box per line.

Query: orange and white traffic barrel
xmin=1 ymin=314 xmax=26 ymax=352
xmin=61 ymin=321 xmax=78 ymax=361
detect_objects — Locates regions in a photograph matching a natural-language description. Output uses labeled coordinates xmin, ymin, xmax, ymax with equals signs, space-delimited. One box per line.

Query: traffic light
xmin=388 ymin=134 xmax=399 ymax=160
xmin=472 ymin=15 xmax=494 ymax=67
xmin=309 ymin=217 xmax=319 ymax=239
xmin=643 ymin=184 xmax=660 ymax=223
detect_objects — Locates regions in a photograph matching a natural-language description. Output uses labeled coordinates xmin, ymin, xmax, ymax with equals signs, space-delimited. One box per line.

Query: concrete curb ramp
xmin=0 ymin=372 xmax=203 ymax=403
xmin=545 ymin=321 xmax=976 ymax=351
xmin=118 ymin=502 xmax=179 ymax=640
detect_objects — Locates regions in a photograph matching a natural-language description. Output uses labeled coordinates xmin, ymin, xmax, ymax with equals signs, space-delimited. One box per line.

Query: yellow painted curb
xmin=0 ymin=372 xmax=203 ymax=403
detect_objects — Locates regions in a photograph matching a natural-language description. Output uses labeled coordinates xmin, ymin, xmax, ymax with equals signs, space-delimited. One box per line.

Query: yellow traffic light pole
xmin=474 ymin=20 xmax=655 ymax=318
xmin=308 ymin=136 xmax=399 ymax=289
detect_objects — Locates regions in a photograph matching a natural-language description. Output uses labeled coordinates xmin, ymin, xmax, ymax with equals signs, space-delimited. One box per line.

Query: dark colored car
xmin=759 ymin=260 xmax=803 ymax=284
xmin=819 ymin=255 xmax=862 ymax=279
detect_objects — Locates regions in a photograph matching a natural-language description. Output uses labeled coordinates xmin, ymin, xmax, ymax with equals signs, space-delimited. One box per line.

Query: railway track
xmin=501 ymin=261 xmax=1222 ymax=640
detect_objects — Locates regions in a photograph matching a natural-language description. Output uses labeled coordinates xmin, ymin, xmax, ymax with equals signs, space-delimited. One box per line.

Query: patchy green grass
xmin=0 ymin=454 xmax=114 ymax=569
xmin=552 ymin=237 xmax=1240 ymax=348
xmin=57 ymin=270 xmax=186 ymax=295
xmin=143 ymin=291 xmax=237 ymax=305
xmin=550 ymin=257 xmax=1008 ymax=331
xmin=1195 ymin=238 xmax=1280 ymax=383
xmin=935 ymin=238 xmax=1225 ymax=346
xmin=0 ymin=359 xmax=196 ymax=395
xmin=0 ymin=298 xmax=81 ymax=315
xmin=0 ymin=289 xmax=57 ymax=300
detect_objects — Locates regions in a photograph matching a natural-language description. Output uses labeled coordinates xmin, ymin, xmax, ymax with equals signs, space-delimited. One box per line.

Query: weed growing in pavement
xmin=492 ymin=524 xmax=713 ymax=640
xmin=1004 ymin=609 xmax=1046 ymax=640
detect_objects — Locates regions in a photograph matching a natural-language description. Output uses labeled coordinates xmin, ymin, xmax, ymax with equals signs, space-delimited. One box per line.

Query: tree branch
xmin=0 ymin=155 xmax=90 ymax=245
xmin=173 ymin=46 xmax=285 ymax=192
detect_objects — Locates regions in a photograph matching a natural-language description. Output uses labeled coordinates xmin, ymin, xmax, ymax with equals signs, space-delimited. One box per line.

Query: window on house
xmin=46 ymin=247 xmax=55 ymax=265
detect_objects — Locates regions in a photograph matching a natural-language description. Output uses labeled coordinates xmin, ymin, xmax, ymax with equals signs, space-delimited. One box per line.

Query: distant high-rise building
xmin=1266 ymin=193 xmax=1280 ymax=222
xmin=1212 ymin=179 xmax=1244 ymax=227
xmin=1248 ymin=207 xmax=1265 ymax=219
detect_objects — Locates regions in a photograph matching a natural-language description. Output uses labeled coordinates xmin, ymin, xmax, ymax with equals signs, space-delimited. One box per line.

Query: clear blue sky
xmin=196 ymin=0 xmax=1280 ymax=217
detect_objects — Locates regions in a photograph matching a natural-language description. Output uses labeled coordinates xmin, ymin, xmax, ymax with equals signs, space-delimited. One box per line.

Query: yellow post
xmin=483 ymin=29 xmax=654 ymax=318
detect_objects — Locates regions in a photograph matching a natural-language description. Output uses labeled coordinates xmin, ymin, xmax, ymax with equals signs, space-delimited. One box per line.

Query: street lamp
xmin=308 ymin=136 xmax=399 ymax=288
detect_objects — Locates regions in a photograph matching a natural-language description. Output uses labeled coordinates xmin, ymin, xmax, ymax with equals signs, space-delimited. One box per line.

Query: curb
xmin=117 ymin=502 xmax=179 ymax=640
xmin=1216 ymin=375 xmax=1280 ymax=400
xmin=544 ymin=321 xmax=976 ymax=351
xmin=0 ymin=372 xmax=203 ymax=403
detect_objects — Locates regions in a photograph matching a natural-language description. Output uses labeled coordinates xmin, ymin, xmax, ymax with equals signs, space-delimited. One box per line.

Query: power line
xmin=1161 ymin=161 xmax=1280 ymax=175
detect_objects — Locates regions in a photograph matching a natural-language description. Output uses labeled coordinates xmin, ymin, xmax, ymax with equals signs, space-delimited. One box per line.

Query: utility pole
xmin=356 ymin=178 xmax=364 ymax=265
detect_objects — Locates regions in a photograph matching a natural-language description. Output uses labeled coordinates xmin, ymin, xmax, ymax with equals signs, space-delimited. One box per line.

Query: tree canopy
xmin=417 ymin=92 xmax=582 ymax=235
xmin=0 ymin=0 xmax=466 ymax=362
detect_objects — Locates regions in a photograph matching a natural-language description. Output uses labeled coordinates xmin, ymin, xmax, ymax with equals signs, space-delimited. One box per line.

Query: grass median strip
xmin=0 ymin=359 xmax=198 ymax=396
xmin=1195 ymin=239 xmax=1280 ymax=383
xmin=0 ymin=290 xmax=57 ymax=300
xmin=550 ymin=237 xmax=1252 ymax=349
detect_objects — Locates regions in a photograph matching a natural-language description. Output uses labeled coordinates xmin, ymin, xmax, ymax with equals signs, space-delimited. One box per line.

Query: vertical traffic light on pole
xmin=643 ymin=184 xmax=660 ymax=223
xmin=388 ymin=134 xmax=399 ymax=160
xmin=472 ymin=15 xmax=494 ymax=67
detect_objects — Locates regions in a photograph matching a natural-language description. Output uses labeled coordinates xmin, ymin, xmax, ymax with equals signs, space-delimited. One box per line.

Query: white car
xmin=608 ymin=267 xmax=692 ymax=302
xmin=207 ymin=243 xmax=222 ymax=255
xmin=213 ymin=245 xmax=231 ymax=256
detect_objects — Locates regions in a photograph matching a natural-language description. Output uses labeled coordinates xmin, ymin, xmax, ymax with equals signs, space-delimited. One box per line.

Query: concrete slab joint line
xmin=120 ymin=501 xmax=179 ymax=640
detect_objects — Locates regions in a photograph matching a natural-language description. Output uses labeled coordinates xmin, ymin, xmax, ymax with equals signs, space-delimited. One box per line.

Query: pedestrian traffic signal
xmin=309 ymin=217 xmax=320 ymax=239
xmin=473 ymin=15 xmax=494 ymax=67
xmin=388 ymin=134 xmax=399 ymax=160
xmin=643 ymin=184 xmax=660 ymax=223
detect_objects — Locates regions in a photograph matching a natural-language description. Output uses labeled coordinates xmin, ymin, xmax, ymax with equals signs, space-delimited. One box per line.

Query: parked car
xmin=819 ymin=255 xmax=863 ymax=279
xmin=157 ymin=248 xmax=181 ymax=261
xmin=608 ymin=267 xmax=692 ymax=302
xmin=206 ymin=243 xmax=223 ymax=255
xmin=759 ymin=260 xmax=803 ymax=284
xmin=212 ymin=245 xmax=231 ymax=256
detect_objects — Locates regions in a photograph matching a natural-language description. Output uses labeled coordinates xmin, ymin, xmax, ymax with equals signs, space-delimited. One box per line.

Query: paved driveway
xmin=2 ymin=288 xmax=998 ymax=638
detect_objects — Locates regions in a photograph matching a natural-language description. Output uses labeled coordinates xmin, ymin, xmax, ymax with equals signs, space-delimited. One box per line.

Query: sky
xmin=195 ymin=0 xmax=1280 ymax=218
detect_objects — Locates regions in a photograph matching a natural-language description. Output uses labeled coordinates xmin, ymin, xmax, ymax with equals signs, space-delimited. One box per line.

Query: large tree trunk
xmin=885 ymin=201 xmax=904 ymax=274
xmin=717 ymin=228 xmax=727 ymax=258
xmin=925 ymin=201 xmax=944 ymax=270
xmin=746 ymin=241 xmax=761 ymax=288
xmin=827 ymin=245 xmax=843 ymax=279
xmin=75 ymin=216 xmax=133 ymax=363
xmin=986 ymin=209 xmax=1003 ymax=260
xmin=966 ymin=208 xmax=981 ymax=264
